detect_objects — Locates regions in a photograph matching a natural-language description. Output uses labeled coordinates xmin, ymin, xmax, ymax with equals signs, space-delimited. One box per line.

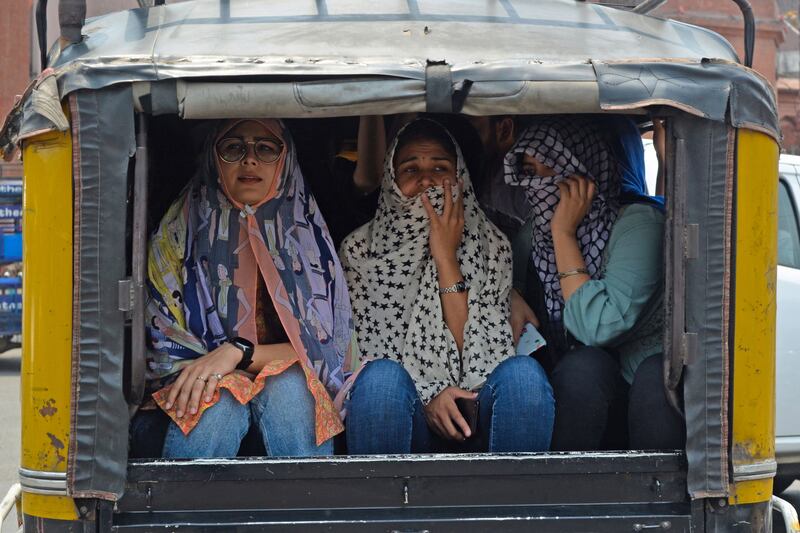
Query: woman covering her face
xmin=504 ymin=116 xmax=682 ymax=451
xmin=141 ymin=118 xmax=358 ymax=458
xmin=340 ymin=119 xmax=554 ymax=453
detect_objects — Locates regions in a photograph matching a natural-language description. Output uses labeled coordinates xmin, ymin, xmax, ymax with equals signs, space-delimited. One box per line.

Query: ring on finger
xmin=196 ymin=376 xmax=208 ymax=383
xmin=212 ymin=373 xmax=224 ymax=381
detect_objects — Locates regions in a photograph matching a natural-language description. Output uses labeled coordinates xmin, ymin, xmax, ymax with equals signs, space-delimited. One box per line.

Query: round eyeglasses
xmin=216 ymin=137 xmax=284 ymax=164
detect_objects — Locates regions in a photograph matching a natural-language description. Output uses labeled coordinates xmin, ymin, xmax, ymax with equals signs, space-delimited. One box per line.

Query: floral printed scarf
xmin=146 ymin=119 xmax=359 ymax=444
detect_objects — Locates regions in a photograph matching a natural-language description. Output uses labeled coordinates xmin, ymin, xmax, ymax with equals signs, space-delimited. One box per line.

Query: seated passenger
xmin=340 ymin=119 xmax=554 ymax=454
xmin=503 ymin=116 xmax=684 ymax=451
xmin=140 ymin=118 xmax=357 ymax=458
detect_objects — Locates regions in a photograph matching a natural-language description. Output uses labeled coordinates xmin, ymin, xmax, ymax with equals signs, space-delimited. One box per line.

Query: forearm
xmin=353 ymin=115 xmax=385 ymax=193
xmin=435 ymin=255 xmax=468 ymax=352
xmin=243 ymin=342 xmax=298 ymax=373
xmin=552 ymin=230 xmax=590 ymax=301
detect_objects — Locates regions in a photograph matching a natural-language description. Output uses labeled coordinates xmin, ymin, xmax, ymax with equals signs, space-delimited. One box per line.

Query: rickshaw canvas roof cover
xmin=1 ymin=0 xmax=780 ymax=148
xmin=53 ymin=0 xmax=740 ymax=90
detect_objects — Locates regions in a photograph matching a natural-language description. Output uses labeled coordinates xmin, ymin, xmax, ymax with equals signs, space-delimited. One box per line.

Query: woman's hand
xmin=165 ymin=343 xmax=243 ymax=418
xmin=510 ymin=288 xmax=539 ymax=343
xmin=550 ymin=175 xmax=596 ymax=238
xmin=421 ymin=179 xmax=465 ymax=265
xmin=424 ymin=386 xmax=477 ymax=440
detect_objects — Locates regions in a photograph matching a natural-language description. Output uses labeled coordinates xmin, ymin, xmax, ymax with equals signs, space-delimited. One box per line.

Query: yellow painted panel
xmin=21 ymin=494 xmax=78 ymax=521
xmin=20 ymin=127 xmax=77 ymax=521
xmin=729 ymin=129 xmax=779 ymax=505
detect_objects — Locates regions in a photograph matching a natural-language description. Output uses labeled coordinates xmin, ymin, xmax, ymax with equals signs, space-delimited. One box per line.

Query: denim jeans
xmin=161 ymin=364 xmax=333 ymax=458
xmin=549 ymin=347 xmax=686 ymax=451
xmin=346 ymin=356 xmax=554 ymax=454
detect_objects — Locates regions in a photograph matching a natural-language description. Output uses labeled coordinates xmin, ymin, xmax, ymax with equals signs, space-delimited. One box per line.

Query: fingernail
xmin=165 ymin=402 xmax=172 ymax=409
xmin=191 ymin=407 xmax=197 ymax=414
xmin=205 ymin=396 xmax=211 ymax=402
xmin=176 ymin=411 xmax=183 ymax=418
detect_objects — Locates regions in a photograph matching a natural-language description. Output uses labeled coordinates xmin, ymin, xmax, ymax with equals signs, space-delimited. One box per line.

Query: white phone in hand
xmin=516 ymin=322 xmax=547 ymax=355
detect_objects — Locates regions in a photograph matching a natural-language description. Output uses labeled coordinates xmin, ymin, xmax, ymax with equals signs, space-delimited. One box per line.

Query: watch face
xmin=231 ymin=336 xmax=254 ymax=350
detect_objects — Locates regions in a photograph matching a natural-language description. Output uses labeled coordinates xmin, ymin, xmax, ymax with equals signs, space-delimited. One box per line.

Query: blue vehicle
xmin=0 ymin=179 xmax=22 ymax=350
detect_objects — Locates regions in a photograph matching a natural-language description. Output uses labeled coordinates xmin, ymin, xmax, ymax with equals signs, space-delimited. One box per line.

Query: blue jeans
xmin=346 ymin=356 xmax=554 ymax=454
xmin=162 ymin=364 xmax=333 ymax=458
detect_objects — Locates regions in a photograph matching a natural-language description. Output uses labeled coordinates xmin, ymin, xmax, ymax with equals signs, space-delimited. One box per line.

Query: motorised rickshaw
xmin=0 ymin=0 xmax=796 ymax=530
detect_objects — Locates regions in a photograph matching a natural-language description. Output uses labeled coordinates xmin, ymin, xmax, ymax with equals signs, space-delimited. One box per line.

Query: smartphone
xmin=455 ymin=397 xmax=479 ymax=438
xmin=516 ymin=322 xmax=547 ymax=356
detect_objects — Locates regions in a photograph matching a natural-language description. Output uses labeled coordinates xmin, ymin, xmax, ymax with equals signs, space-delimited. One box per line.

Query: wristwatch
xmin=228 ymin=336 xmax=255 ymax=370
xmin=439 ymin=280 xmax=468 ymax=295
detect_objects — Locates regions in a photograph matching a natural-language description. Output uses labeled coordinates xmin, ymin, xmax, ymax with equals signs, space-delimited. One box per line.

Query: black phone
xmin=455 ymin=397 xmax=479 ymax=438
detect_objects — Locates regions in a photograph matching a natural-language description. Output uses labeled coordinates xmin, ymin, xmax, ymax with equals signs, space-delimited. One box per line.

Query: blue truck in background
xmin=0 ymin=180 xmax=22 ymax=352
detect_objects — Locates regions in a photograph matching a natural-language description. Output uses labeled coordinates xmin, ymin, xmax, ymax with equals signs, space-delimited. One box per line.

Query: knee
xmin=488 ymin=356 xmax=554 ymax=405
xmin=632 ymin=354 xmax=663 ymax=385
xmin=349 ymin=359 xmax=416 ymax=411
xmin=354 ymin=359 xmax=413 ymax=395
xmin=551 ymin=347 xmax=618 ymax=389
xmin=206 ymin=389 xmax=249 ymax=420
xmin=550 ymin=347 xmax=620 ymax=409
xmin=492 ymin=356 xmax=550 ymax=389
xmin=186 ymin=389 xmax=250 ymax=436
xmin=263 ymin=364 xmax=309 ymax=400
xmin=630 ymin=355 xmax=667 ymax=404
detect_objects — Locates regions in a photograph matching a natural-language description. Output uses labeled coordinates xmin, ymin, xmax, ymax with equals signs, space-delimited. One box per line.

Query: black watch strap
xmin=229 ymin=337 xmax=255 ymax=371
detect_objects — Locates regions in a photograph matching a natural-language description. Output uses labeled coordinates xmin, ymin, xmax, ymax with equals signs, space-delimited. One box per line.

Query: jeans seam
xmin=407 ymin=394 xmax=421 ymax=452
xmin=256 ymin=405 xmax=273 ymax=456
xmin=485 ymin=382 xmax=498 ymax=452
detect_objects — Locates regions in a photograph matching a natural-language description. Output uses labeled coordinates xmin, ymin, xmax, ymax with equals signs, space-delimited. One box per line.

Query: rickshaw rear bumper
xmin=112 ymin=452 xmax=695 ymax=531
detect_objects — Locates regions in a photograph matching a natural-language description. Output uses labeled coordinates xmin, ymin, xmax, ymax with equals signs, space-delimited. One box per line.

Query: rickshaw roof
xmin=1 ymin=0 xmax=781 ymax=153
xmin=54 ymin=0 xmax=739 ymax=91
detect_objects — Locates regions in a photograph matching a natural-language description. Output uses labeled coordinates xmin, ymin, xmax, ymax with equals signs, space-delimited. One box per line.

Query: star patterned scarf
xmin=503 ymin=116 xmax=620 ymax=326
xmin=340 ymin=119 xmax=515 ymax=403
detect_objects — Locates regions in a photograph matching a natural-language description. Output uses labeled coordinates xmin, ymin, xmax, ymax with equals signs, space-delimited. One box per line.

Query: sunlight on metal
xmin=730 ymin=129 xmax=779 ymax=505
xmin=20 ymin=124 xmax=78 ymax=521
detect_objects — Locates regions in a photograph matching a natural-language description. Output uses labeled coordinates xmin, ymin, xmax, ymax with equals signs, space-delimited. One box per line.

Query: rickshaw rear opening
xmin=1 ymin=1 xmax=786 ymax=531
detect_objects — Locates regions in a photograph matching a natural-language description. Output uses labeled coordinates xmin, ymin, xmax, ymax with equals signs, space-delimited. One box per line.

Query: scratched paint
xmin=46 ymin=432 xmax=66 ymax=466
xmin=38 ymin=398 xmax=57 ymax=418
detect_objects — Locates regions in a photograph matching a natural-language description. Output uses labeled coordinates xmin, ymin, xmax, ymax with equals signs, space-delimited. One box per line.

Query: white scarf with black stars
xmin=340 ymin=121 xmax=515 ymax=403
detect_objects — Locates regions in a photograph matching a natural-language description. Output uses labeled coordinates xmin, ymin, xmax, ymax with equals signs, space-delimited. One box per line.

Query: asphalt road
xmin=0 ymin=347 xmax=796 ymax=531
xmin=776 ymin=480 xmax=800 ymax=531
xmin=0 ymin=349 xmax=20 ymax=533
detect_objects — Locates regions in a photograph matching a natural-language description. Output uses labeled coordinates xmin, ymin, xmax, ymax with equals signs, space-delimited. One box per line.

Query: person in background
xmin=466 ymin=116 xmax=533 ymax=239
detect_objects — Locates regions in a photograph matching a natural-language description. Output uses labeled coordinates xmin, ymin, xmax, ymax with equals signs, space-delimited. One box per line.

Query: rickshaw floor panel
xmin=115 ymin=451 xmax=692 ymax=529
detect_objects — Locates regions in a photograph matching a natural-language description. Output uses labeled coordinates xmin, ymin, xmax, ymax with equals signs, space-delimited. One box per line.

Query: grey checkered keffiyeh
xmin=503 ymin=117 xmax=620 ymax=325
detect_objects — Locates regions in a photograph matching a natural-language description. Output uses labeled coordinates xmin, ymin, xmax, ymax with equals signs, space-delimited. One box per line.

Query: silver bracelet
xmin=557 ymin=268 xmax=590 ymax=280
xmin=439 ymin=280 xmax=468 ymax=295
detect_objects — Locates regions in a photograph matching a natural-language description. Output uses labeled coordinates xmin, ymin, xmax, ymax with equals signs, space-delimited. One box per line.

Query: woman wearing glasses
xmin=140 ymin=119 xmax=358 ymax=458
